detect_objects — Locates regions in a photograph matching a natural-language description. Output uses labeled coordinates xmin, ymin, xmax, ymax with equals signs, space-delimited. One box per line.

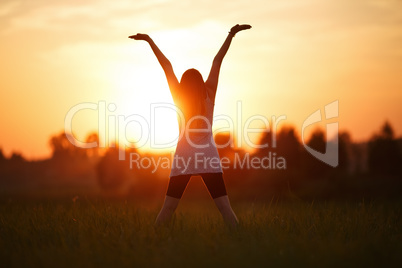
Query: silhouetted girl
xmin=130 ymin=24 xmax=251 ymax=226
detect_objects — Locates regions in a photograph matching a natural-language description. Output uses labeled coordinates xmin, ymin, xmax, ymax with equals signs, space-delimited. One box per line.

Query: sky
xmin=1 ymin=0 xmax=401 ymax=159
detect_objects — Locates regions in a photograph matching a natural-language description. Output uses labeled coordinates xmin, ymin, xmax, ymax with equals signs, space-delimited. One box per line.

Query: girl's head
xmin=178 ymin=68 xmax=207 ymax=119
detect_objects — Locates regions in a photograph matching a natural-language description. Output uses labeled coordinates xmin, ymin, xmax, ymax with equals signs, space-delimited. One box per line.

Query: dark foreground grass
xmin=0 ymin=197 xmax=401 ymax=268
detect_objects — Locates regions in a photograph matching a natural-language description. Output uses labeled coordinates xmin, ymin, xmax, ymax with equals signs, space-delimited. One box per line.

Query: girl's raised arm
xmin=205 ymin=24 xmax=251 ymax=99
xmin=129 ymin=34 xmax=179 ymax=97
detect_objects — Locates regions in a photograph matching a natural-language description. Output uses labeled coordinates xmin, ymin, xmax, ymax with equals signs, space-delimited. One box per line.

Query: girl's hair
xmin=177 ymin=69 xmax=207 ymax=127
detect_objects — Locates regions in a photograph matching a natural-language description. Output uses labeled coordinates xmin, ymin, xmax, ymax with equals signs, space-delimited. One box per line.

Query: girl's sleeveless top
xmin=169 ymin=87 xmax=223 ymax=177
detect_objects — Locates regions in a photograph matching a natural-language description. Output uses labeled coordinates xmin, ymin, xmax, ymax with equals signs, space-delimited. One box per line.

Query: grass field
xmin=0 ymin=197 xmax=401 ymax=267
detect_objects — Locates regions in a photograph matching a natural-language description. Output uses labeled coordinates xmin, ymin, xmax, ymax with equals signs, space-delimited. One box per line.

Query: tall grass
xmin=0 ymin=197 xmax=401 ymax=267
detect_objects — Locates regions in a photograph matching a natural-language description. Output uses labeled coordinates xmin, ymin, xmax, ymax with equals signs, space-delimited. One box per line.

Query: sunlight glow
xmin=110 ymin=60 xmax=179 ymax=152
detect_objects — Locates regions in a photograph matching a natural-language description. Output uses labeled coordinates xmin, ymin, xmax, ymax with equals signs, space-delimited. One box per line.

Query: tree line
xmin=0 ymin=121 xmax=401 ymax=199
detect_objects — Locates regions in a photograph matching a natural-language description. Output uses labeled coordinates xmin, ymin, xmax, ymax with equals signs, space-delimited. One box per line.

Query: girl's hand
xmin=229 ymin=24 xmax=252 ymax=35
xmin=128 ymin=33 xmax=151 ymax=41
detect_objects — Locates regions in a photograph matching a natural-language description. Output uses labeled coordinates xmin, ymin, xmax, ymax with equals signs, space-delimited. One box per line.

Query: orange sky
xmin=1 ymin=0 xmax=401 ymax=159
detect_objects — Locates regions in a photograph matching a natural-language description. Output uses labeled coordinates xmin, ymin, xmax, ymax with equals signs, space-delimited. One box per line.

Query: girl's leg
xmin=201 ymin=173 xmax=239 ymax=227
xmin=213 ymin=195 xmax=239 ymax=227
xmin=155 ymin=175 xmax=191 ymax=225
xmin=155 ymin=195 xmax=181 ymax=225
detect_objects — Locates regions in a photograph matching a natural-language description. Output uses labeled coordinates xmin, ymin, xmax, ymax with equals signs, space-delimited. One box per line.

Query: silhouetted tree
xmin=368 ymin=121 xmax=402 ymax=177
xmin=338 ymin=131 xmax=352 ymax=173
xmin=307 ymin=129 xmax=326 ymax=153
xmin=276 ymin=126 xmax=301 ymax=171
xmin=49 ymin=132 xmax=86 ymax=160
xmin=9 ymin=152 xmax=25 ymax=163
xmin=0 ymin=148 xmax=5 ymax=163
xmin=301 ymin=129 xmax=332 ymax=178
xmin=253 ymin=127 xmax=276 ymax=168
xmin=85 ymin=132 xmax=100 ymax=159
xmin=255 ymin=128 xmax=274 ymax=154
xmin=96 ymin=147 xmax=130 ymax=191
